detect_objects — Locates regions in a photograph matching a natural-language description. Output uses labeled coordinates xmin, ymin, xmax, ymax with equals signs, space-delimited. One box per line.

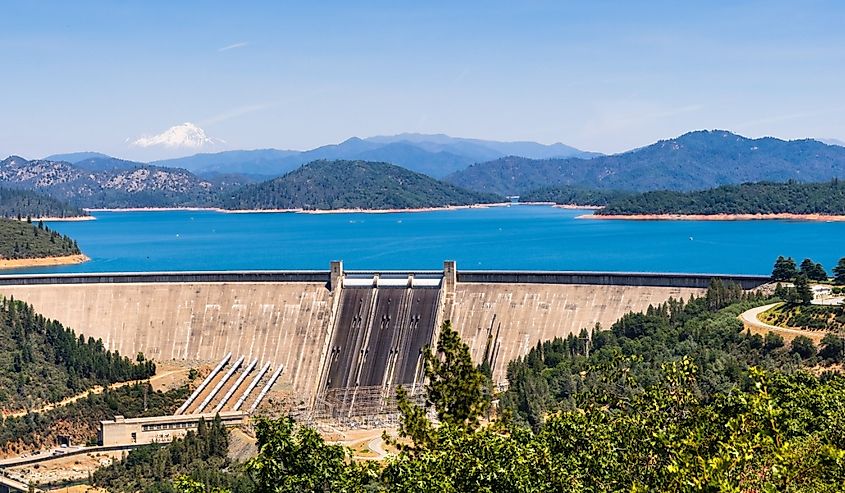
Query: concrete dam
xmin=0 ymin=263 xmax=769 ymax=414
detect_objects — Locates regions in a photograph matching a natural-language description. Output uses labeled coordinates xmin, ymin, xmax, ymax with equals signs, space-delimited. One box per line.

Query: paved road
xmin=0 ymin=444 xmax=139 ymax=469
xmin=738 ymin=303 xmax=828 ymax=343
xmin=0 ymin=473 xmax=36 ymax=493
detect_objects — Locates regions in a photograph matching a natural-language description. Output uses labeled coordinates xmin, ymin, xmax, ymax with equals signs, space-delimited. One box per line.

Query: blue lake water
xmin=7 ymin=206 xmax=844 ymax=275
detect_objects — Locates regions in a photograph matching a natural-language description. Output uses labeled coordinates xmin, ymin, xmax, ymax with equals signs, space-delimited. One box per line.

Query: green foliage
xmin=819 ymin=334 xmax=845 ymax=363
xmin=0 ymin=218 xmax=80 ymax=260
xmin=0 ymin=187 xmax=85 ymax=219
xmin=213 ymin=331 xmax=845 ymax=492
xmin=245 ymin=416 xmax=377 ymax=492
xmin=800 ymin=258 xmax=828 ymax=281
xmin=790 ymin=335 xmax=818 ymax=360
xmin=223 ymin=160 xmax=501 ymax=211
xmin=93 ymin=414 xmax=244 ymax=493
xmin=772 ymin=255 xmax=799 ymax=281
xmin=0 ymin=383 xmax=188 ymax=453
xmin=422 ymin=321 xmax=488 ymax=429
xmin=597 ymin=179 xmax=845 ymax=215
xmin=517 ymin=186 xmax=632 ymax=206
xmin=393 ymin=321 xmax=489 ymax=453
xmin=834 ymin=257 xmax=845 ymax=285
xmin=762 ymin=303 xmax=845 ymax=333
xmin=793 ymin=274 xmax=814 ymax=305
xmin=501 ymin=283 xmax=772 ymax=427
xmin=0 ymin=296 xmax=154 ymax=409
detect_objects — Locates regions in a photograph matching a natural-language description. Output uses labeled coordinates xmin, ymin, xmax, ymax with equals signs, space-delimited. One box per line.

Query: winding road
xmin=739 ymin=303 xmax=828 ymax=343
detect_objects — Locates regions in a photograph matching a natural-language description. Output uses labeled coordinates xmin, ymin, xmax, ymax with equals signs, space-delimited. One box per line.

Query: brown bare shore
xmin=0 ymin=254 xmax=89 ymax=270
xmin=578 ymin=212 xmax=845 ymax=221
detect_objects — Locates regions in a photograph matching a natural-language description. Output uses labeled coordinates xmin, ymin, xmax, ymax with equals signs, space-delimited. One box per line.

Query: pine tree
xmin=772 ymin=256 xmax=798 ymax=281
xmin=834 ymin=257 xmax=845 ymax=285
xmin=793 ymin=274 xmax=814 ymax=305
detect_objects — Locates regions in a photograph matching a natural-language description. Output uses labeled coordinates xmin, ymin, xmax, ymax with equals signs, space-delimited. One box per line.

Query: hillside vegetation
xmin=92 ymin=415 xmax=246 ymax=493
xmin=519 ymin=186 xmax=632 ymax=206
xmin=222 ymin=160 xmax=501 ymax=210
xmin=598 ymin=179 xmax=845 ymax=215
xmin=0 ymin=188 xmax=85 ymax=219
xmin=447 ymin=130 xmax=845 ymax=195
xmin=0 ymin=218 xmax=81 ymax=260
xmin=0 ymin=383 xmax=188 ymax=455
xmin=761 ymin=303 xmax=845 ymax=333
xmin=0 ymin=296 xmax=155 ymax=411
xmin=0 ymin=156 xmax=245 ymax=209
xmin=95 ymin=282 xmax=845 ymax=492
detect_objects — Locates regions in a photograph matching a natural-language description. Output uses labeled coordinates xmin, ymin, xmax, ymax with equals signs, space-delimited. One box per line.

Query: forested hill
xmin=0 ymin=297 xmax=155 ymax=410
xmin=519 ymin=186 xmax=632 ymax=206
xmin=446 ymin=130 xmax=845 ymax=195
xmin=0 ymin=218 xmax=81 ymax=260
xmin=0 ymin=187 xmax=86 ymax=219
xmin=597 ymin=180 xmax=845 ymax=216
xmin=222 ymin=159 xmax=502 ymax=210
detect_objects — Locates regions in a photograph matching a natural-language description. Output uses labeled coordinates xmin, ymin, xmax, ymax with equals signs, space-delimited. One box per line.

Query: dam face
xmin=0 ymin=265 xmax=769 ymax=409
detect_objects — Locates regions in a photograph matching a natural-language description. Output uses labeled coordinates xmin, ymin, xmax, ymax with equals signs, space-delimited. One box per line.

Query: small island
xmin=222 ymin=159 xmax=502 ymax=211
xmin=0 ymin=218 xmax=87 ymax=269
xmin=589 ymin=180 xmax=845 ymax=220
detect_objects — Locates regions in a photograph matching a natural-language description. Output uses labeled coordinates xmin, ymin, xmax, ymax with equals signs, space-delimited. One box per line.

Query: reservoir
xmin=12 ymin=205 xmax=845 ymax=275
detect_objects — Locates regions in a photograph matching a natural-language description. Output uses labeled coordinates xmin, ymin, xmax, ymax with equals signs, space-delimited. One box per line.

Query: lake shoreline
xmin=84 ymin=202 xmax=518 ymax=215
xmin=579 ymin=212 xmax=845 ymax=221
xmin=10 ymin=215 xmax=94 ymax=222
xmin=0 ymin=254 xmax=90 ymax=270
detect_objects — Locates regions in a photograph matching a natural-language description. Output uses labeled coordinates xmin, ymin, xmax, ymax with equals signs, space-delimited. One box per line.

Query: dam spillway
xmin=0 ymin=264 xmax=770 ymax=412
xmin=320 ymin=275 xmax=442 ymax=416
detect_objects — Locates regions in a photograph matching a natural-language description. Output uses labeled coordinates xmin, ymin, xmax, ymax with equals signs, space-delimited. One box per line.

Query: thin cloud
xmin=200 ymin=103 xmax=274 ymax=126
xmin=218 ymin=42 xmax=248 ymax=52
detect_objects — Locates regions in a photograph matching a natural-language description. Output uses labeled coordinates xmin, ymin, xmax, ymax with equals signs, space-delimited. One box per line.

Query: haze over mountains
xmin=149 ymin=133 xmax=598 ymax=178
xmin=446 ymin=130 xmax=845 ymax=195
xmin=3 ymin=130 xmax=845 ymax=211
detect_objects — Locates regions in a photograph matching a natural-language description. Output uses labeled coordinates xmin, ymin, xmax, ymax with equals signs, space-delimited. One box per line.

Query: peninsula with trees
xmin=590 ymin=180 xmax=845 ymax=220
xmin=0 ymin=218 xmax=87 ymax=269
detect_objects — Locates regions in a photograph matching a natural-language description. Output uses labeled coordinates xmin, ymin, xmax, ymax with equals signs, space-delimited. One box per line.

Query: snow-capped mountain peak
xmin=129 ymin=122 xmax=224 ymax=150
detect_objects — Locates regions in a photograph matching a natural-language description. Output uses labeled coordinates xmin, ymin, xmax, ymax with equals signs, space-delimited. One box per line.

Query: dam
xmin=0 ymin=263 xmax=769 ymax=414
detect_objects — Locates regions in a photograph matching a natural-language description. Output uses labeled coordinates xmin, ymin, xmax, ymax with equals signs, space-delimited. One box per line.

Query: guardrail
xmin=0 ymin=444 xmax=140 ymax=470
xmin=456 ymin=271 xmax=771 ymax=289
xmin=0 ymin=269 xmax=771 ymax=290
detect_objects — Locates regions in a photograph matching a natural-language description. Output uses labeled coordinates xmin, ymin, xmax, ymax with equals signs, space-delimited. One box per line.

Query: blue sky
xmin=2 ymin=0 xmax=844 ymax=159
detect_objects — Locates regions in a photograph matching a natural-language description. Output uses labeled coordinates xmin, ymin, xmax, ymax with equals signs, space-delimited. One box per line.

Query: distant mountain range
xmin=8 ymin=129 xmax=845 ymax=210
xmin=446 ymin=130 xmax=845 ymax=195
xmin=0 ymin=156 xmax=244 ymax=208
xmin=223 ymin=160 xmax=499 ymax=211
xmin=149 ymin=134 xmax=597 ymax=178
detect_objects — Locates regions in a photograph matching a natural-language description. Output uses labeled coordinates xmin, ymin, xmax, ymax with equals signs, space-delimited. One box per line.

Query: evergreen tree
xmin=800 ymin=258 xmax=828 ymax=281
xmin=772 ymin=256 xmax=798 ymax=281
xmin=834 ymin=257 xmax=845 ymax=285
xmin=819 ymin=334 xmax=845 ymax=363
xmin=790 ymin=335 xmax=817 ymax=359
xmin=793 ymin=274 xmax=814 ymax=305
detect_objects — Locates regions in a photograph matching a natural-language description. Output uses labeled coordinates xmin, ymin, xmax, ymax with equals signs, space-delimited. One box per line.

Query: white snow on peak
xmin=130 ymin=122 xmax=225 ymax=149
